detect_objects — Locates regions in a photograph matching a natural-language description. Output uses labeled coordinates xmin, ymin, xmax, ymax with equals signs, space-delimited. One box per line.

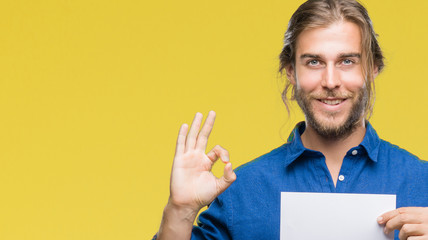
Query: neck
xmin=300 ymin=119 xmax=366 ymax=186
xmin=301 ymin=119 xmax=366 ymax=156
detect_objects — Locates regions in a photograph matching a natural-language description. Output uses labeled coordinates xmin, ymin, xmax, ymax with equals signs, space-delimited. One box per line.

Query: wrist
xmin=157 ymin=201 xmax=198 ymax=240
xmin=164 ymin=200 xmax=199 ymax=223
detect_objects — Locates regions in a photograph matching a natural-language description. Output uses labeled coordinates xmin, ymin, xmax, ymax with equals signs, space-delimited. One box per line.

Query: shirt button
xmin=338 ymin=175 xmax=345 ymax=181
xmin=352 ymin=150 xmax=358 ymax=155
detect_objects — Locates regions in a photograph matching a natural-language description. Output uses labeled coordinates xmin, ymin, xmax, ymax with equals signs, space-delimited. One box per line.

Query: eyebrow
xmin=299 ymin=53 xmax=361 ymax=59
xmin=339 ymin=53 xmax=361 ymax=58
xmin=300 ymin=54 xmax=320 ymax=59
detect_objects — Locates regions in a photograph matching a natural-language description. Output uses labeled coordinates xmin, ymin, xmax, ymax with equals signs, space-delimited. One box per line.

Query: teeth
xmin=321 ymin=99 xmax=343 ymax=105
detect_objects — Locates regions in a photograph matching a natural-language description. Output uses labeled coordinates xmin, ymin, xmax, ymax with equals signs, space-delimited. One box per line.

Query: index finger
xmin=379 ymin=207 xmax=423 ymax=234
xmin=195 ymin=111 xmax=216 ymax=150
xmin=378 ymin=209 xmax=400 ymax=225
xmin=378 ymin=207 xmax=424 ymax=225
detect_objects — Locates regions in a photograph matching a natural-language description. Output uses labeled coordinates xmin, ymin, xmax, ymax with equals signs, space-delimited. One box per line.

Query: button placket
xmin=335 ymin=149 xmax=358 ymax=191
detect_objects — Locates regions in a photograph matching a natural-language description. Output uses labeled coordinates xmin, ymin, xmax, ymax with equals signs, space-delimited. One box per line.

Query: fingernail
xmin=377 ymin=216 xmax=383 ymax=223
xmin=384 ymin=227 xmax=389 ymax=234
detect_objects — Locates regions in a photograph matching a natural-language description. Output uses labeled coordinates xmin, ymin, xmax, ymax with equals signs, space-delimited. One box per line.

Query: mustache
xmin=309 ymin=90 xmax=354 ymax=99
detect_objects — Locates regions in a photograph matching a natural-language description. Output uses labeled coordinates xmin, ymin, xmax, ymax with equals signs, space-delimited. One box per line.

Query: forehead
xmin=296 ymin=21 xmax=362 ymax=57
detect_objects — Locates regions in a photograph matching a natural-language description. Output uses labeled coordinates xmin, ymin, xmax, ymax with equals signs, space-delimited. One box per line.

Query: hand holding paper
xmin=281 ymin=192 xmax=396 ymax=240
xmin=378 ymin=207 xmax=428 ymax=239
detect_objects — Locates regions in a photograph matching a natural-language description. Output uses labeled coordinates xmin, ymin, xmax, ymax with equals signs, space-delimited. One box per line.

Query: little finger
xmin=175 ymin=123 xmax=188 ymax=157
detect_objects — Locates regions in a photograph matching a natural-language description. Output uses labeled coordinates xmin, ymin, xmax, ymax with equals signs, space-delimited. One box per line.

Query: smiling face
xmin=287 ymin=21 xmax=368 ymax=139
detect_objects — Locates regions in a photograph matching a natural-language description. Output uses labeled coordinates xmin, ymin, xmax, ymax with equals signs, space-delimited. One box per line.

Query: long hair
xmin=279 ymin=0 xmax=384 ymax=119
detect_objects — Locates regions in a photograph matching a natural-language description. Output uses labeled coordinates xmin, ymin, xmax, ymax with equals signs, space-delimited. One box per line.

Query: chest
xmin=228 ymin=158 xmax=428 ymax=240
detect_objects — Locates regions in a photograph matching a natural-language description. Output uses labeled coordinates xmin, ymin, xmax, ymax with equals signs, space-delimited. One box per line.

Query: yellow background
xmin=0 ymin=0 xmax=427 ymax=239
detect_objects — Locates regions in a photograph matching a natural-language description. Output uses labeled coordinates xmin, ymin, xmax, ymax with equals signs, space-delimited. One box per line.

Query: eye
xmin=307 ymin=59 xmax=320 ymax=66
xmin=342 ymin=59 xmax=354 ymax=65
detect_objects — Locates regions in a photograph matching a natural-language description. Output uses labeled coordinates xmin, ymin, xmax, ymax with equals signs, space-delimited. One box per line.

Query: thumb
xmin=217 ymin=162 xmax=237 ymax=194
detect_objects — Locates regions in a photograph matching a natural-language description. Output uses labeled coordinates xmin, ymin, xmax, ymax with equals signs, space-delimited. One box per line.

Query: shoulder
xmin=378 ymin=138 xmax=428 ymax=171
xmin=224 ymin=143 xmax=293 ymax=192
xmin=377 ymin=139 xmax=428 ymax=206
xmin=234 ymin=144 xmax=289 ymax=175
xmin=218 ymin=144 xmax=291 ymax=208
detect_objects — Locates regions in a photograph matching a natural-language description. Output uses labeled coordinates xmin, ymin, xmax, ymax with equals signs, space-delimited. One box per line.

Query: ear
xmin=286 ymin=64 xmax=296 ymax=85
xmin=373 ymin=65 xmax=379 ymax=79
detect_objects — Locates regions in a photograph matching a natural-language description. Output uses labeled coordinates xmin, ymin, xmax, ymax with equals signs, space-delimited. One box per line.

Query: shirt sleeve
xmin=151 ymin=192 xmax=233 ymax=240
xmin=191 ymin=191 xmax=233 ymax=240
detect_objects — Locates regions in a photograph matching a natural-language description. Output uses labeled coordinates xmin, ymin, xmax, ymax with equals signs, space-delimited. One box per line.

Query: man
xmin=155 ymin=0 xmax=428 ymax=239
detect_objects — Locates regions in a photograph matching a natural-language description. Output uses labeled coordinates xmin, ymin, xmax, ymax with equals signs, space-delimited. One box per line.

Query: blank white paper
xmin=280 ymin=192 xmax=396 ymax=240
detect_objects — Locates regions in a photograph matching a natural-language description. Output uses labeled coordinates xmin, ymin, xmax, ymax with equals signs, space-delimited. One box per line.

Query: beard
xmin=295 ymin=86 xmax=368 ymax=140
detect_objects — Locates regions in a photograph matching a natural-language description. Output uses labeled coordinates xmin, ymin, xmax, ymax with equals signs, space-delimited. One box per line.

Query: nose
xmin=321 ymin=63 xmax=341 ymax=89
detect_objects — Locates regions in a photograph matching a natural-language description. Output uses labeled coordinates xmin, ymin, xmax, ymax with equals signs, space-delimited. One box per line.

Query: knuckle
xmin=224 ymin=176 xmax=234 ymax=184
xmin=401 ymin=224 xmax=409 ymax=233
xmin=225 ymin=171 xmax=237 ymax=183
xmin=399 ymin=213 xmax=409 ymax=223
xmin=223 ymin=149 xmax=229 ymax=156
xmin=398 ymin=208 xmax=408 ymax=214
xmin=380 ymin=213 xmax=389 ymax=221
xmin=385 ymin=221 xmax=394 ymax=230
xmin=199 ymin=129 xmax=208 ymax=136
xmin=196 ymin=137 xmax=207 ymax=145
xmin=214 ymin=145 xmax=229 ymax=155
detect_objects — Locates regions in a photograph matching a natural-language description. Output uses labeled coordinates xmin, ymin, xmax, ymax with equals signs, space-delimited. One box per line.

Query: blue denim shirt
xmin=154 ymin=122 xmax=428 ymax=239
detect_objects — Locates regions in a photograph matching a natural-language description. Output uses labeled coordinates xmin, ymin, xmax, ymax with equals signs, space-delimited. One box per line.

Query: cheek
xmin=296 ymin=69 xmax=322 ymax=92
xmin=340 ymin=70 xmax=365 ymax=90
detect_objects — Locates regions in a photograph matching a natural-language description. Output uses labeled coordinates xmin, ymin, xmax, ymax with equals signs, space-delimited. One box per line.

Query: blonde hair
xmin=279 ymin=0 xmax=384 ymax=119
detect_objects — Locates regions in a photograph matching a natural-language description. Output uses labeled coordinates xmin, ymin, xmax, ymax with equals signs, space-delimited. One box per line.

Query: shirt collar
xmin=284 ymin=121 xmax=381 ymax=167
xmin=359 ymin=121 xmax=381 ymax=162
